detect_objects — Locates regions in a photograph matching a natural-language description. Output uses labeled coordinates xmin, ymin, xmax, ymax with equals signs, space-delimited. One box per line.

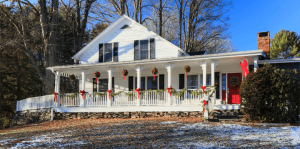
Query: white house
xmin=16 ymin=15 xmax=265 ymax=114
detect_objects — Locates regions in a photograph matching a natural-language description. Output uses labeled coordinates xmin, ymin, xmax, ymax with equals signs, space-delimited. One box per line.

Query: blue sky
xmin=227 ymin=0 xmax=300 ymax=51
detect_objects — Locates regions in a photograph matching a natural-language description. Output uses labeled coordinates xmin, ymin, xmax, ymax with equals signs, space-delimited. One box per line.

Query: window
xmin=200 ymin=74 xmax=211 ymax=86
xmin=222 ymin=74 xmax=226 ymax=90
xmin=140 ymin=40 xmax=149 ymax=60
xmin=147 ymin=76 xmax=158 ymax=90
xmin=98 ymin=79 xmax=108 ymax=92
xmin=104 ymin=43 xmax=113 ymax=62
xmin=187 ymin=75 xmax=198 ymax=89
xmin=135 ymin=77 xmax=145 ymax=90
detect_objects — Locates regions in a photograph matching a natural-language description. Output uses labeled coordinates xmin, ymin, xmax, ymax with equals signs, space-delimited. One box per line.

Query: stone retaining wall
xmin=12 ymin=110 xmax=203 ymax=126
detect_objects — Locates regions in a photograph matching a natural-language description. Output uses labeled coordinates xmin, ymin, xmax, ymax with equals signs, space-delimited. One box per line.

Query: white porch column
xmin=54 ymin=71 xmax=61 ymax=108
xmin=254 ymin=56 xmax=259 ymax=72
xmin=135 ymin=66 xmax=144 ymax=106
xmin=211 ymin=61 xmax=218 ymax=105
xmin=80 ymin=70 xmax=86 ymax=107
xmin=200 ymin=61 xmax=207 ymax=89
xmin=165 ymin=63 xmax=175 ymax=106
xmin=106 ymin=68 xmax=115 ymax=107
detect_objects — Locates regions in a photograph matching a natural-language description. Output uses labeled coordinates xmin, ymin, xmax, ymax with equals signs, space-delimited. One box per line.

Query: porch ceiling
xmin=48 ymin=50 xmax=262 ymax=75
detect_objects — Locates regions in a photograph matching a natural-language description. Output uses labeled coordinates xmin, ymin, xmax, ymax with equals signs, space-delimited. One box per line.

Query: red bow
xmin=201 ymin=86 xmax=206 ymax=97
xmin=153 ymin=74 xmax=156 ymax=81
xmin=95 ymin=77 xmax=97 ymax=83
xmin=107 ymin=90 xmax=112 ymax=100
xmin=167 ymin=87 xmax=172 ymax=97
xmin=80 ymin=90 xmax=85 ymax=99
xmin=203 ymin=100 xmax=208 ymax=112
xmin=240 ymin=59 xmax=249 ymax=77
xmin=53 ymin=92 xmax=58 ymax=102
xmin=135 ymin=88 xmax=141 ymax=99
xmin=71 ymin=80 xmax=73 ymax=86
xmin=123 ymin=75 xmax=125 ymax=80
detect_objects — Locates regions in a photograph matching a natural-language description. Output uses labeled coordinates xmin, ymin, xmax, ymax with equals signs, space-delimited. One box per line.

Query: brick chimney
xmin=257 ymin=31 xmax=270 ymax=59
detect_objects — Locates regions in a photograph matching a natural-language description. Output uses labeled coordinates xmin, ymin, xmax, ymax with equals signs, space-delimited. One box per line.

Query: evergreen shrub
xmin=240 ymin=64 xmax=300 ymax=123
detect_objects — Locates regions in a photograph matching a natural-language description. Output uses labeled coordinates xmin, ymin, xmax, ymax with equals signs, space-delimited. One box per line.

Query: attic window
xmin=120 ymin=24 xmax=130 ymax=29
xmin=259 ymin=32 xmax=268 ymax=37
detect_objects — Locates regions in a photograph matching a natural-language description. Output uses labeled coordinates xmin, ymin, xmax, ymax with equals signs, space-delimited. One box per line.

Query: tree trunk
xmin=139 ymin=0 xmax=142 ymax=24
xmin=159 ymin=0 xmax=162 ymax=37
xmin=179 ymin=0 xmax=183 ymax=49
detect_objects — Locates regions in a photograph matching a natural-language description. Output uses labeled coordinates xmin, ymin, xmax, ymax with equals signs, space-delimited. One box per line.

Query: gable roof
xmin=72 ymin=15 xmax=189 ymax=60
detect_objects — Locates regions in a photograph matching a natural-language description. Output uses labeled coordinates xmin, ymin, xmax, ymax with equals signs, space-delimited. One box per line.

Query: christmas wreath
xmin=229 ymin=76 xmax=240 ymax=89
xmin=121 ymin=69 xmax=128 ymax=80
xmin=183 ymin=65 xmax=191 ymax=78
xmin=94 ymin=71 xmax=100 ymax=83
xmin=151 ymin=68 xmax=158 ymax=81
xmin=69 ymin=74 xmax=76 ymax=85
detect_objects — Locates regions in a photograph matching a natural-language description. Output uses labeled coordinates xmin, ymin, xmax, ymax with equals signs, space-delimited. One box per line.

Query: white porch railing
xmin=16 ymin=95 xmax=54 ymax=111
xmin=16 ymin=89 xmax=215 ymax=111
xmin=140 ymin=90 xmax=167 ymax=106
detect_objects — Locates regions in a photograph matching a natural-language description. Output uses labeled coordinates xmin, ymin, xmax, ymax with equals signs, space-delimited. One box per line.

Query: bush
xmin=240 ymin=64 xmax=300 ymax=123
xmin=0 ymin=117 xmax=10 ymax=128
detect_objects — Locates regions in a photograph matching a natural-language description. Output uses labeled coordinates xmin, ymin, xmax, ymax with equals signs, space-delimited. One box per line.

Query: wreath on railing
xmin=229 ymin=76 xmax=240 ymax=90
xmin=151 ymin=68 xmax=159 ymax=81
xmin=121 ymin=69 xmax=128 ymax=80
xmin=94 ymin=71 xmax=100 ymax=83
xmin=69 ymin=74 xmax=76 ymax=85
xmin=183 ymin=65 xmax=191 ymax=78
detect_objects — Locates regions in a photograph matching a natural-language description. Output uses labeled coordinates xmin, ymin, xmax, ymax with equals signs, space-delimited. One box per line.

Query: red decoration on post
xmin=121 ymin=70 xmax=128 ymax=80
xmin=53 ymin=92 xmax=58 ymax=102
xmin=151 ymin=68 xmax=158 ymax=81
xmin=183 ymin=65 xmax=191 ymax=78
xmin=240 ymin=59 xmax=249 ymax=77
xmin=69 ymin=74 xmax=76 ymax=86
xmin=203 ymin=100 xmax=208 ymax=112
xmin=135 ymin=88 xmax=141 ymax=99
xmin=201 ymin=86 xmax=206 ymax=97
xmin=94 ymin=71 xmax=100 ymax=83
xmin=107 ymin=90 xmax=112 ymax=100
xmin=167 ymin=87 xmax=172 ymax=97
xmin=80 ymin=90 xmax=85 ymax=99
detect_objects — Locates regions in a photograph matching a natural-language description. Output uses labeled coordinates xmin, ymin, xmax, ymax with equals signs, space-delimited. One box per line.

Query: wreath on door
xmin=229 ymin=76 xmax=240 ymax=90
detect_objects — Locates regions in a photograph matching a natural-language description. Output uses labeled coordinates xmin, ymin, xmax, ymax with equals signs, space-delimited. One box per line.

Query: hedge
xmin=240 ymin=64 xmax=300 ymax=123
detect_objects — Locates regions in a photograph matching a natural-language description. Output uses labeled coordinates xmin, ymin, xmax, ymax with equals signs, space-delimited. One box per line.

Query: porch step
xmin=208 ymin=109 xmax=246 ymax=123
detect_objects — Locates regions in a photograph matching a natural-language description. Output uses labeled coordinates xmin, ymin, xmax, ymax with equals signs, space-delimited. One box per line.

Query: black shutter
xmin=112 ymin=77 xmax=114 ymax=90
xmin=179 ymin=74 xmax=185 ymax=89
xmin=150 ymin=38 xmax=155 ymax=59
xmin=159 ymin=74 xmax=164 ymax=89
xmin=134 ymin=40 xmax=139 ymax=60
xmin=128 ymin=76 xmax=133 ymax=91
xmin=113 ymin=42 xmax=118 ymax=62
xmin=93 ymin=78 xmax=97 ymax=92
xmin=99 ymin=44 xmax=104 ymax=63
xmin=215 ymin=72 xmax=220 ymax=99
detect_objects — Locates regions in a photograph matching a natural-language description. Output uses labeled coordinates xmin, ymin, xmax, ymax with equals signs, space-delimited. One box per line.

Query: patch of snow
xmin=160 ymin=121 xmax=177 ymax=124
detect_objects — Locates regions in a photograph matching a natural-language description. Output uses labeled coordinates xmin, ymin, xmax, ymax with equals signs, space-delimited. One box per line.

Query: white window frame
xmin=186 ymin=74 xmax=199 ymax=89
xmin=103 ymin=43 xmax=114 ymax=62
xmin=138 ymin=39 xmax=150 ymax=60
xmin=134 ymin=75 xmax=159 ymax=90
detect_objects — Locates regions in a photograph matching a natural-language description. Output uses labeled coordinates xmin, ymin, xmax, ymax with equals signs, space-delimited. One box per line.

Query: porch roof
xmin=47 ymin=50 xmax=263 ymax=71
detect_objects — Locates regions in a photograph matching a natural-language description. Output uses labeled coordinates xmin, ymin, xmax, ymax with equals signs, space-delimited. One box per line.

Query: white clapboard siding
xmin=78 ymin=16 xmax=181 ymax=64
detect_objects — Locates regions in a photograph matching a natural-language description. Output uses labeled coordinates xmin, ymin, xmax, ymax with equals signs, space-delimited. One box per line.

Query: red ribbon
xmin=167 ymin=87 xmax=172 ymax=97
xmin=201 ymin=86 xmax=206 ymax=97
xmin=136 ymin=88 xmax=141 ymax=99
xmin=123 ymin=75 xmax=125 ymax=80
xmin=71 ymin=80 xmax=73 ymax=86
xmin=80 ymin=90 xmax=85 ymax=99
xmin=203 ymin=100 xmax=208 ymax=112
xmin=153 ymin=74 xmax=155 ymax=81
xmin=95 ymin=77 xmax=97 ymax=83
xmin=185 ymin=72 xmax=187 ymax=78
xmin=53 ymin=92 xmax=58 ymax=102
xmin=107 ymin=90 xmax=112 ymax=100
xmin=240 ymin=59 xmax=249 ymax=77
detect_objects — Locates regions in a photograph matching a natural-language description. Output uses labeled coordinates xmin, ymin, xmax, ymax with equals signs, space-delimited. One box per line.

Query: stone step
xmin=219 ymin=118 xmax=246 ymax=123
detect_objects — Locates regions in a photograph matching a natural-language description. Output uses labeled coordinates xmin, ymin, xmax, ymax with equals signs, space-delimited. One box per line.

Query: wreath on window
xmin=69 ymin=74 xmax=76 ymax=86
xmin=229 ymin=76 xmax=240 ymax=89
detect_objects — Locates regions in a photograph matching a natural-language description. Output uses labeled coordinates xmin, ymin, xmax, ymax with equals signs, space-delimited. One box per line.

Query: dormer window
xmin=140 ymin=40 xmax=149 ymax=60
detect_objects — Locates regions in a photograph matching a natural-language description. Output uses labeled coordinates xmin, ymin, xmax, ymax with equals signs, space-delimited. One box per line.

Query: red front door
xmin=227 ymin=73 xmax=242 ymax=104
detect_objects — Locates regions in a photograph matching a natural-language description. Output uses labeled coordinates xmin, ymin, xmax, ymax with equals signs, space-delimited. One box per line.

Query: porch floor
xmin=55 ymin=104 xmax=240 ymax=112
